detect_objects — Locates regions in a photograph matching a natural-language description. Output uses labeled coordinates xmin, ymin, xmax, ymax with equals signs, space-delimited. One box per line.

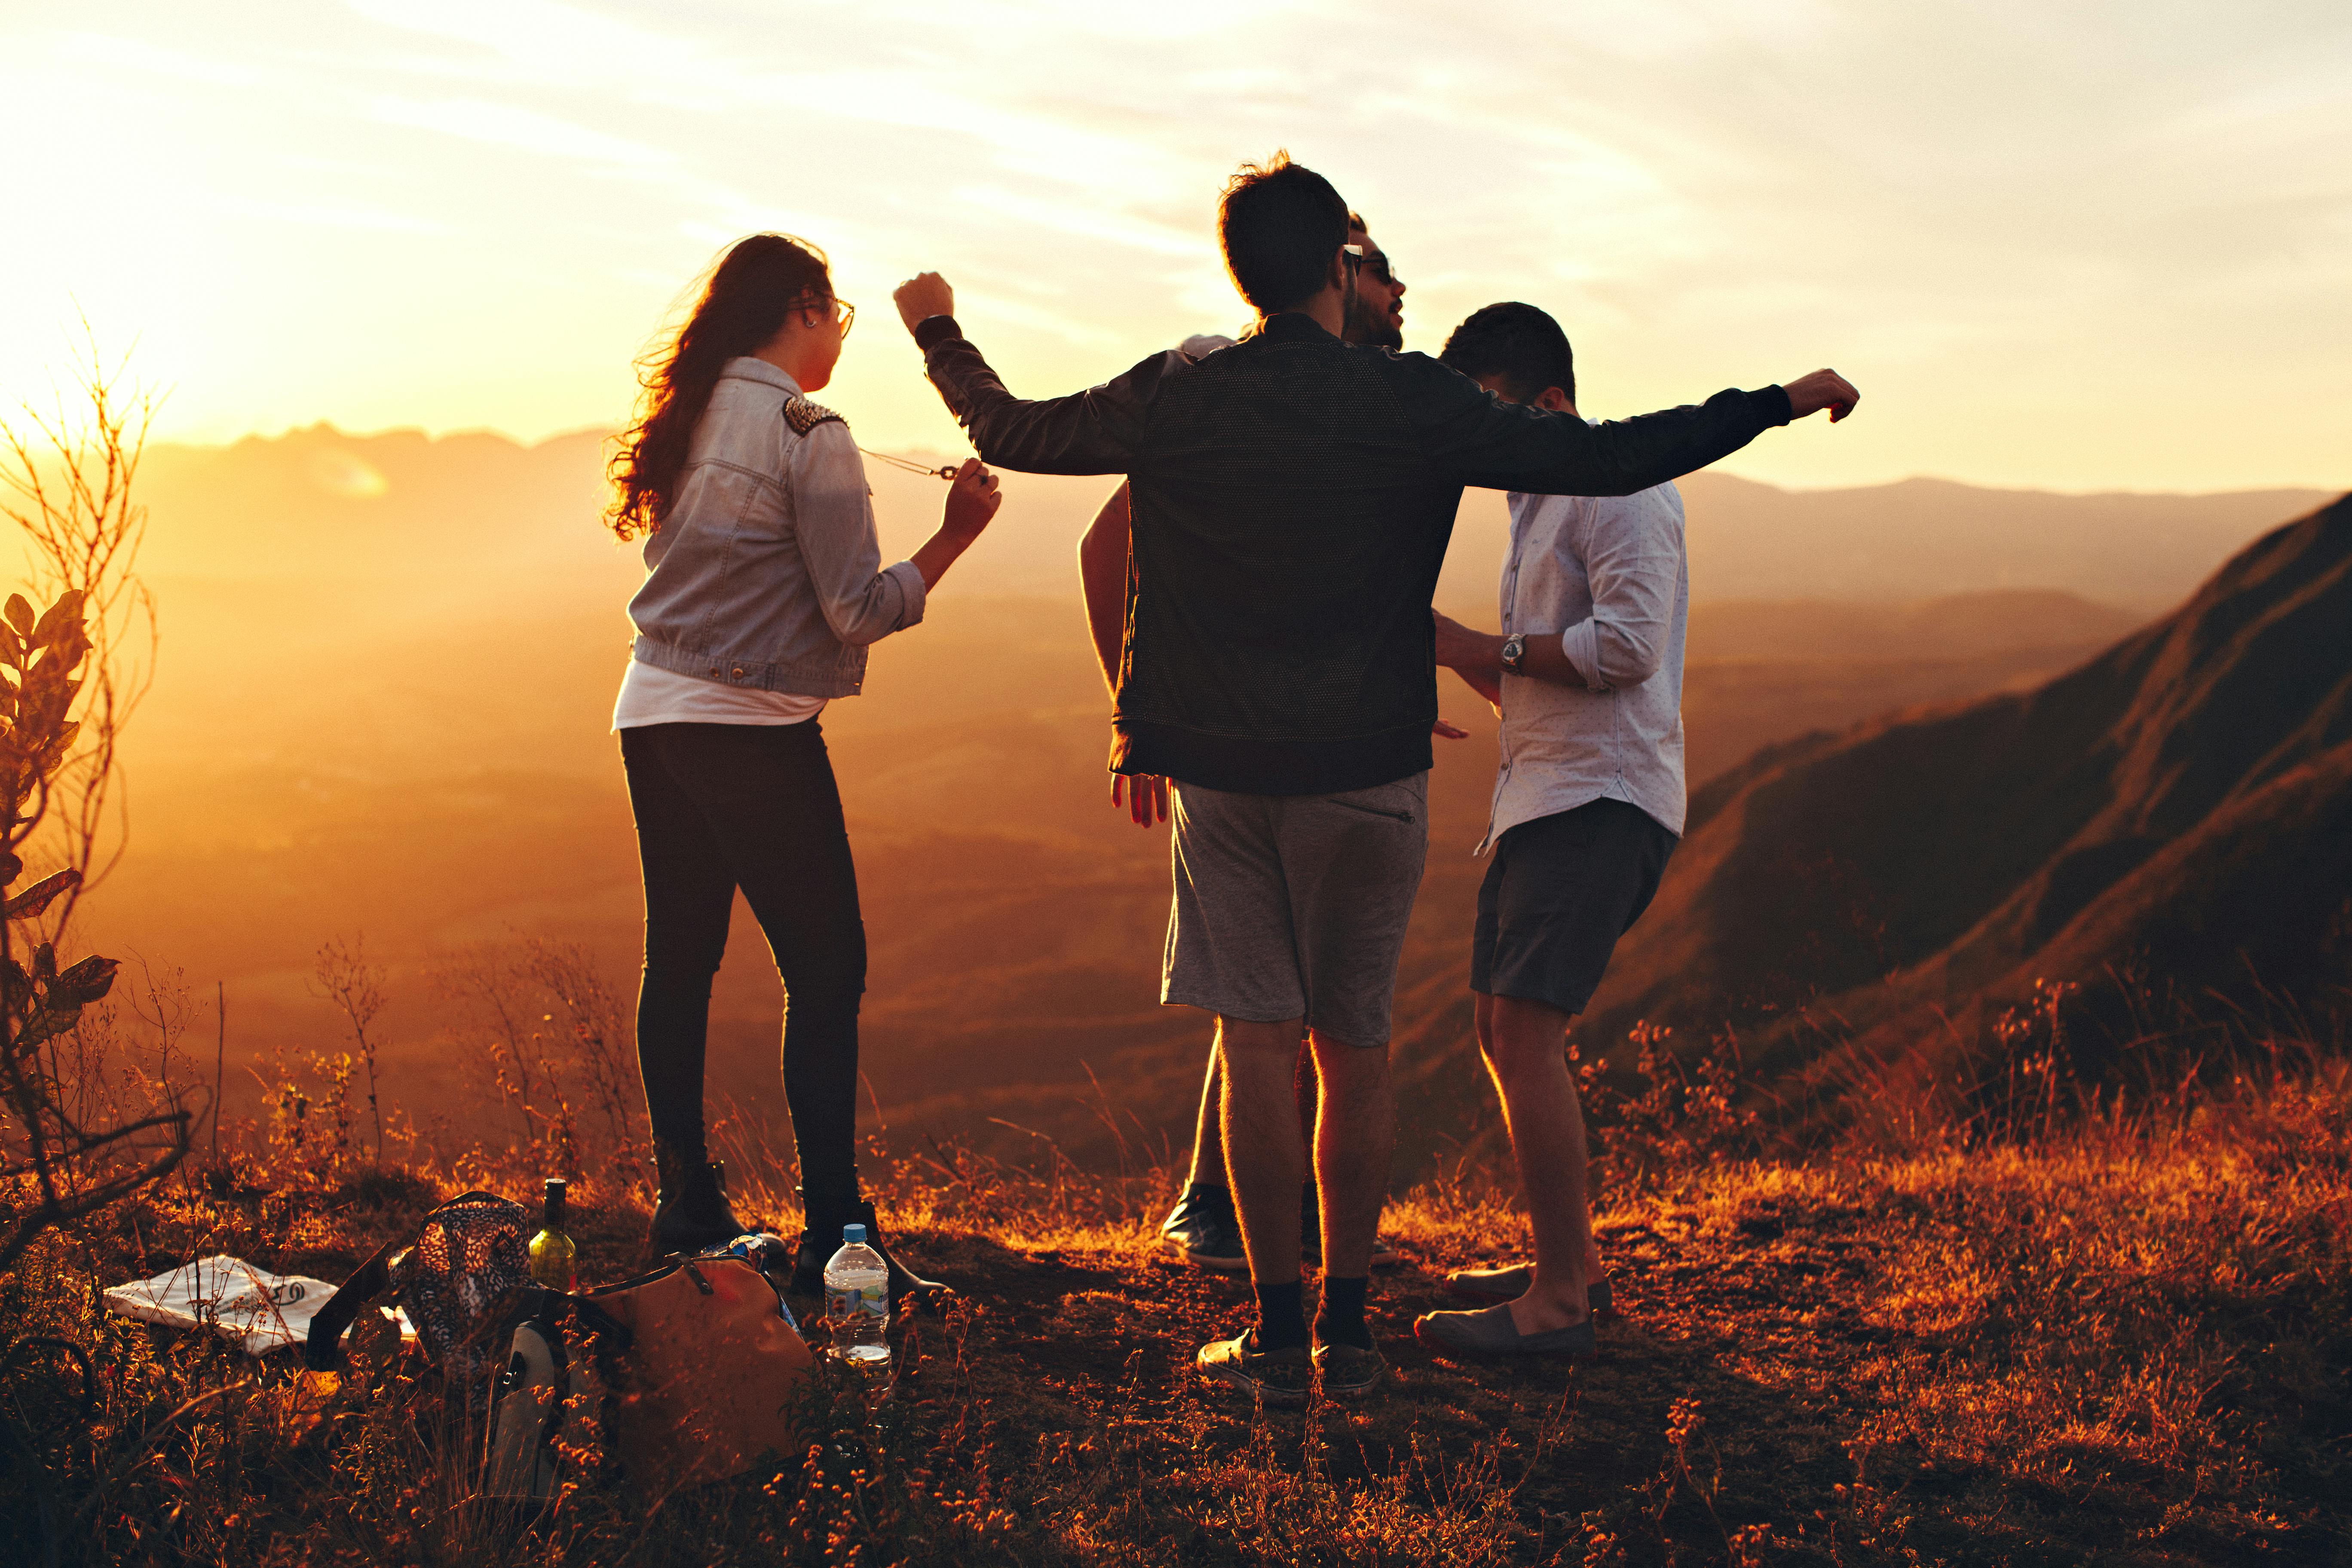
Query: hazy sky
xmin=4 ymin=1 xmax=2347 ymax=492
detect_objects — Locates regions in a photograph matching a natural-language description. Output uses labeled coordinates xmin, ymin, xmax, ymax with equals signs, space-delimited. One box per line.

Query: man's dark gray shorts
xmin=1162 ymin=773 xmax=1428 ymax=1048
xmin=1471 ymin=797 xmax=1678 ymax=1017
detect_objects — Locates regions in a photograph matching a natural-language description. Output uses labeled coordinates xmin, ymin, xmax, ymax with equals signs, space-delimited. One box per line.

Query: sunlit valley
xmin=94 ymin=423 xmax=2332 ymax=1169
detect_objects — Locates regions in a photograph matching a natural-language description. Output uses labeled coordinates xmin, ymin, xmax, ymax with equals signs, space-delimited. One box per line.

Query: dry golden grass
xmin=2 ymin=1047 xmax=2346 ymax=1565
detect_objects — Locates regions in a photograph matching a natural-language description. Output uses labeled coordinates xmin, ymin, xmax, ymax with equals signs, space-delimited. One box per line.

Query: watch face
xmin=1502 ymin=635 xmax=1525 ymax=670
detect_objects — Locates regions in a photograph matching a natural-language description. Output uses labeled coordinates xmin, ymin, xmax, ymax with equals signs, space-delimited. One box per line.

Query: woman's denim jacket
xmin=628 ymin=358 xmax=925 ymax=698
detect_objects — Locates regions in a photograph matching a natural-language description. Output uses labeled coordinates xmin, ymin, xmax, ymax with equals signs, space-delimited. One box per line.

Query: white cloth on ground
xmin=103 ymin=1254 xmax=416 ymax=1357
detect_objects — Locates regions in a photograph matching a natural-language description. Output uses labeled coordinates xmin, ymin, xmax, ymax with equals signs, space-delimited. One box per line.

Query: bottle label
xmin=827 ymin=1283 xmax=887 ymax=1323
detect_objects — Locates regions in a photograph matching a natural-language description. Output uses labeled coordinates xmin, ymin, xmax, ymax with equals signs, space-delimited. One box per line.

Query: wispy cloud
xmin=371 ymin=95 xmax=675 ymax=169
xmin=1 ymin=0 xmax=2345 ymax=488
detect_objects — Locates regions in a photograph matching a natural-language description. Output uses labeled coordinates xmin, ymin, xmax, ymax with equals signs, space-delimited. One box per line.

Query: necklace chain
xmin=857 ymin=446 xmax=959 ymax=481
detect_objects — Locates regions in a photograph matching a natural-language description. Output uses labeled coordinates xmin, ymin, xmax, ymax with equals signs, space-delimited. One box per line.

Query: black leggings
xmin=621 ymin=720 xmax=866 ymax=1212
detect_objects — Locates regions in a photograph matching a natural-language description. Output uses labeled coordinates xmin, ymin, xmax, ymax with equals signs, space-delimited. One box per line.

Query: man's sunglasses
xmin=1341 ymin=245 xmax=1400 ymax=288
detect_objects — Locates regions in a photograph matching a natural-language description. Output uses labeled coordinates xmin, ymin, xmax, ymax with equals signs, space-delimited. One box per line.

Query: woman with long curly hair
xmin=608 ymin=233 xmax=999 ymax=1302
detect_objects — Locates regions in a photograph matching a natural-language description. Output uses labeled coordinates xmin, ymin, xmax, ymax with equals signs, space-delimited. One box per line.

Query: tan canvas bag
xmin=582 ymin=1256 xmax=815 ymax=1495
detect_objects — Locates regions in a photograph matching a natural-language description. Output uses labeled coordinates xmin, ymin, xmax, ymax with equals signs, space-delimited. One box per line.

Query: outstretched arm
xmin=1401 ymin=356 xmax=1858 ymax=499
xmin=897 ymin=273 xmax=1169 ymax=476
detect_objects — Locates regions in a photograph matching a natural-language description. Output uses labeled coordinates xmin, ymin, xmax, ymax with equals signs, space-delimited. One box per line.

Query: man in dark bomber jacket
xmin=893 ymin=153 xmax=1858 ymax=1402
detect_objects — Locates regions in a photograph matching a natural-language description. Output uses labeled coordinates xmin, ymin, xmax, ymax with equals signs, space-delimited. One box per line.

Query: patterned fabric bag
xmin=305 ymin=1190 xmax=536 ymax=1402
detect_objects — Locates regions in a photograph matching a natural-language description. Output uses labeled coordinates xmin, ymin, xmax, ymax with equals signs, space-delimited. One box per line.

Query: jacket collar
xmin=719 ymin=356 xmax=805 ymax=396
xmin=1257 ymin=312 xmax=1340 ymax=344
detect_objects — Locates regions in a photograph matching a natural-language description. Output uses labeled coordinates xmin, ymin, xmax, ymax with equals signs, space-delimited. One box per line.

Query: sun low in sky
xmin=3 ymin=0 xmax=2346 ymax=494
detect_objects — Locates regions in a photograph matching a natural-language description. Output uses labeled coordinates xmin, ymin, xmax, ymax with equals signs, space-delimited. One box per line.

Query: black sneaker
xmin=1160 ymin=1184 xmax=1247 ymax=1272
xmin=1312 ymin=1341 xmax=1386 ymax=1400
xmin=1196 ymin=1330 xmax=1313 ymax=1406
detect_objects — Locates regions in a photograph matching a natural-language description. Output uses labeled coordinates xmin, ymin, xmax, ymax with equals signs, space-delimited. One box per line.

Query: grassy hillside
xmin=1577 ymin=496 xmax=2352 ymax=1118
xmin=3 ymin=1031 xmax=2343 ymax=1565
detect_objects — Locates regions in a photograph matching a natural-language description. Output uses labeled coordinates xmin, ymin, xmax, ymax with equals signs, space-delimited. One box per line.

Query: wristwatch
xmin=1499 ymin=634 xmax=1527 ymax=674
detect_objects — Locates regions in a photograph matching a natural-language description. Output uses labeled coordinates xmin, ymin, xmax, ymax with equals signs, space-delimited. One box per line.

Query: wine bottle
xmin=527 ymin=1176 xmax=578 ymax=1292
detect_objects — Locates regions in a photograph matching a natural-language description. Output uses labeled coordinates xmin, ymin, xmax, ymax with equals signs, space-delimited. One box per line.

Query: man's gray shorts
xmin=1161 ymin=772 xmax=1429 ymax=1048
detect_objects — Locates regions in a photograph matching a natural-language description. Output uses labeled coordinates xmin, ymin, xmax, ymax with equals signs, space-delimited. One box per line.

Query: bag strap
xmin=429 ymin=1189 xmax=519 ymax=1215
xmin=302 ymin=1235 xmax=403 ymax=1372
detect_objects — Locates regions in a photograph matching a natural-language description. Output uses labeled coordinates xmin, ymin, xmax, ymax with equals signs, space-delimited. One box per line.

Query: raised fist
xmin=1783 ymin=369 xmax=1859 ymax=423
xmin=894 ymin=273 xmax=956 ymax=334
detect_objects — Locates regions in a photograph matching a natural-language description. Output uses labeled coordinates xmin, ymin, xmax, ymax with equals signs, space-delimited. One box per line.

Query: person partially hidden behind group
xmin=894 ymin=151 xmax=1856 ymax=1403
xmin=604 ymin=232 xmax=1003 ymax=1304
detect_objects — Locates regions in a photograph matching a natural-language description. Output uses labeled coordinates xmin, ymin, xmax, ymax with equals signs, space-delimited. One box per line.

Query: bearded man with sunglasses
xmin=895 ymin=152 xmax=1856 ymax=1404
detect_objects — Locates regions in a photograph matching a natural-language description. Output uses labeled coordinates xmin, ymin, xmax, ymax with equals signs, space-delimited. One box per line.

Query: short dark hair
xmin=1219 ymin=152 xmax=1351 ymax=315
xmin=1439 ymin=302 xmax=1575 ymax=407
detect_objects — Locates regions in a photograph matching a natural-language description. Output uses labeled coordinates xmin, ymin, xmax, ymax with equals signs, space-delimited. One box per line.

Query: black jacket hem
xmin=1111 ymin=720 xmax=1433 ymax=797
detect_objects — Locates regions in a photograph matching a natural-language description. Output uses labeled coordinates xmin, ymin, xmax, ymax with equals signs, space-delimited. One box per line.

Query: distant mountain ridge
xmin=127 ymin=423 xmax=2328 ymax=611
xmin=1572 ymin=493 xmax=2352 ymax=1111
xmin=1670 ymin=472 xmax=2331 ymax=610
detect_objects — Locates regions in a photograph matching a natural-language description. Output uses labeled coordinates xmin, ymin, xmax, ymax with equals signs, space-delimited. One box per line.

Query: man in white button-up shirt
xmin=1414 ymin=302 xmax=1771 ymax=1357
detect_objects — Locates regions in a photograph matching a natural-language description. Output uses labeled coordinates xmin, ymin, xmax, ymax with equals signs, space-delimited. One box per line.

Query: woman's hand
xmin=895 ymin=273 xmax=956 ymax=333
xmin=944 ymin=458 xmax=1001 ymax=540
xmin=911 ymin=459 xmax=1001 ymax=589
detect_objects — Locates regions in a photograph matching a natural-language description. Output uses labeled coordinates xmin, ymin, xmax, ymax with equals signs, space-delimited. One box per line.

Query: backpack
xmin=305 ymin=1191 xmax=536 ymax=1403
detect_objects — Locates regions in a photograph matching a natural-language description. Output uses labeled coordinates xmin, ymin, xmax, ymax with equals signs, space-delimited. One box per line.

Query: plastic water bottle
xmin=823 ymin=1224 xmax=890 ymax=1376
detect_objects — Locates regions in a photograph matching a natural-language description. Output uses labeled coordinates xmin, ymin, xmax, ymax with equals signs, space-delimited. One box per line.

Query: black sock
xmin=1316 ymin=1275 xmax=1372 ymax=1350
xmin=1253 ymin=1281 xmax=1309 ymax=1351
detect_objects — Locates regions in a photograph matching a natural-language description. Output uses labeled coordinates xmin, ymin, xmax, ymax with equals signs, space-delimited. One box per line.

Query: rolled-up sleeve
xmin=792 ymin=421 xmax=927 ymax=645
xmin=1559 ymin=489 xmax=1682 ymax=691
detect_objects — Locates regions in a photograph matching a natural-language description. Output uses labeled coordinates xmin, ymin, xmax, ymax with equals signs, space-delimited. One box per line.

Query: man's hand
xmin=894 ymin=273 xmax=956 ymax=334
xmin=1112 ymin=772 xmax=1169 ymax=828
xmin=1782 ymin=369 xmax=1859 ymax=423
xmin=943 ymin=458 xmax=1001 ymax=540
xmin=1432 ymin=718 xmax=1469 ymax=740
xmin=1432 ymin=609 xmax=1502 ymax=672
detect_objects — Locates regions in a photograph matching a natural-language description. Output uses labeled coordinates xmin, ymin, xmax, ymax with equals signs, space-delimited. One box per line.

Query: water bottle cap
xmin=842 ymin=1223 xmax=867 ymax=1245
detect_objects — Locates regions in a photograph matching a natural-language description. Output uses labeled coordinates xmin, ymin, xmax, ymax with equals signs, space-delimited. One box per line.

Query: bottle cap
xmin=842 ymin=1223 xmax=867 ymax=1245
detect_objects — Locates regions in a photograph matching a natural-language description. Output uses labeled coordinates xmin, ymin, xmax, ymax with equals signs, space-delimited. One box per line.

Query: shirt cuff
xmin=1561 ymin=621 xmax=1610 ymax=691
xmin=913 ymin=315 xmax=962 ymax=353
xmin=885 ymin=558 xmax=929 ymax=629
xmin=1751 ymin=386 xmax=1795 ymax=426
